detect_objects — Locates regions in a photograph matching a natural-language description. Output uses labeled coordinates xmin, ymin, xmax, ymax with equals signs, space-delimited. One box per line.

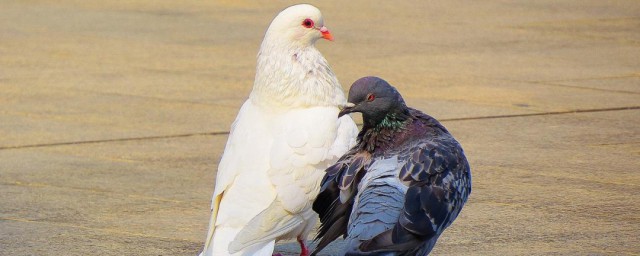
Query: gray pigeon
xmin=312 ymin=76 xmax=472 ymax=256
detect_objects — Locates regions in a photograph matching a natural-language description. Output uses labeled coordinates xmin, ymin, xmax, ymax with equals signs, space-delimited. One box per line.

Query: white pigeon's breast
xmin=251 ymin=46 xmax=345 ymax=108
xmin=269 ymin=107 xmax=342 ymax=171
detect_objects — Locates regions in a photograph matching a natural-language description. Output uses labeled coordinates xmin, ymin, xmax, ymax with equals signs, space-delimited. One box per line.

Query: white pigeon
xmin=199 ymin=4 xmax=358 ymax=256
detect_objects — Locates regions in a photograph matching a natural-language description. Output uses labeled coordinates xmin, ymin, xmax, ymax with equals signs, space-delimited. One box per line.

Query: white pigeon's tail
xmin=200 ymin=226 xmax=276 ymax=256
xmin=202 ymin=193 xmax=223 ymax=251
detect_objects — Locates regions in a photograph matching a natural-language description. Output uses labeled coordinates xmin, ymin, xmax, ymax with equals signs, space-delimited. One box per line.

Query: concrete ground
xmin=1 ymin=0 xmax=639 ymax=255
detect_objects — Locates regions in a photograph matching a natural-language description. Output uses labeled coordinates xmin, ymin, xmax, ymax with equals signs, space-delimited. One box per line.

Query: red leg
xmin=297 ymin=237 xmax=310 ymax=256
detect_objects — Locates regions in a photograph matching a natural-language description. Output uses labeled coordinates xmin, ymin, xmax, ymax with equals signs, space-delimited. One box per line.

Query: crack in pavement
xmin=1 ymin=106 xmax=638 ymax=150
xmin=0 ymin=216 xmax=198 ymax=243
xmin=0 ymin=131 xmax=229 ymax=150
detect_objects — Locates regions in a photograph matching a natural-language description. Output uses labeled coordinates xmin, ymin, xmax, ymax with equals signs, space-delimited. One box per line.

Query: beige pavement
xmin=1 ymin=0 xmax=639 ymax=255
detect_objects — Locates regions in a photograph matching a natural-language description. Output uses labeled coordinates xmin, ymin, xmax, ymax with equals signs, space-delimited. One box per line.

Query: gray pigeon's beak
xmin=338 ymin=102 xmax=356 ymax=117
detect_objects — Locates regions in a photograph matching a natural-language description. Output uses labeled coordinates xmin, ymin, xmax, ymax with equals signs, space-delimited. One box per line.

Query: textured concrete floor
xmin=1 ymin=0 xmax=639 ymax=255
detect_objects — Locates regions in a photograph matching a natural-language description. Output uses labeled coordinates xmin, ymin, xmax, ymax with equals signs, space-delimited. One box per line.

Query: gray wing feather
xmin=344 ymin=157 xmax=406 ymax=254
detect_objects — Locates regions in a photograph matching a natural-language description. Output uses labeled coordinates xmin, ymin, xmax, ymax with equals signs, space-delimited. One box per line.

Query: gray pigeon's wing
xmin=342 ymin=156 xmax=405 ymax=255
xmin=312 ymin=150 xmax=369 ymax=255
xmin=360 ymin=139 xmax=471 ymax=254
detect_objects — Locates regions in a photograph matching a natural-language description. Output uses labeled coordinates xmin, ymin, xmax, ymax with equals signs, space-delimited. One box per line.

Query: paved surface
xmin=1 ymin=0 xmax=639 ymax=255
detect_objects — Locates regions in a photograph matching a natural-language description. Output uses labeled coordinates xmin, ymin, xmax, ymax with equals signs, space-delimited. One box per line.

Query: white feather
xmin=200 ymin=4 xmax=357 ymax=256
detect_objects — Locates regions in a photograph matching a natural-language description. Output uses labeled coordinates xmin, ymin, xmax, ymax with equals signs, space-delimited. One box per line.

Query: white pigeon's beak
xmin=320 ymin=26 xmax=333 ymax=41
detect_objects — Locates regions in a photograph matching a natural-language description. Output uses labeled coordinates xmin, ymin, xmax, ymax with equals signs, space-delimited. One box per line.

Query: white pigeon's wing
xmin=203 ymin=100 xmax=275 ymax=250
xmin=228 ymin=200 xmax=307 ymax=253
xmin=230 ymin=107 xmax=356 ymax=250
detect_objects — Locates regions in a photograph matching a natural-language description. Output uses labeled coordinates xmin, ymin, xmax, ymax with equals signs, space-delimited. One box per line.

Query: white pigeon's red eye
xmin=367 ymin=94 xmax=375 ymax=102
xmin=302 ymin=18 xmax=314 ymax=28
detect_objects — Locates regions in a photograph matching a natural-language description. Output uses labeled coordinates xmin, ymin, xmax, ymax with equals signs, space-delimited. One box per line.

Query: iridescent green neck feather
xmin=374 ymin=113 xmax=407 ymax=131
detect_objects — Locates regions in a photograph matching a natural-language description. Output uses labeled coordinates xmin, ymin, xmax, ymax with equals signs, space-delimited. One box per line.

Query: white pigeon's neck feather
xmin=249 ymin=37 xmax=346 ymax=109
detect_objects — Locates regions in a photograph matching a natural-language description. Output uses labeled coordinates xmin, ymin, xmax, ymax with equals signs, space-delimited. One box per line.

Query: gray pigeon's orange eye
xmin=302 ymin=18 xmax=314 ymax=28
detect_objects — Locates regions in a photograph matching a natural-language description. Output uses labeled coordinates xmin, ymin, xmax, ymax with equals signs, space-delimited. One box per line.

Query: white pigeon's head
xmin=264 ymin=4 xmax=334 ymax=47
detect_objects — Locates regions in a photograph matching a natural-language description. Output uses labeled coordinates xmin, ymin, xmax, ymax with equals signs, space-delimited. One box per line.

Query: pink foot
xmin=297 ymin=237 xmax=310 ymax=256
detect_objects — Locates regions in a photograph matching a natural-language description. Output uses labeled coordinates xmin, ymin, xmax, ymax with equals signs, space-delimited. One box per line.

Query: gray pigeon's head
xmin=339 ymin=76 xmax=407 ymax=126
